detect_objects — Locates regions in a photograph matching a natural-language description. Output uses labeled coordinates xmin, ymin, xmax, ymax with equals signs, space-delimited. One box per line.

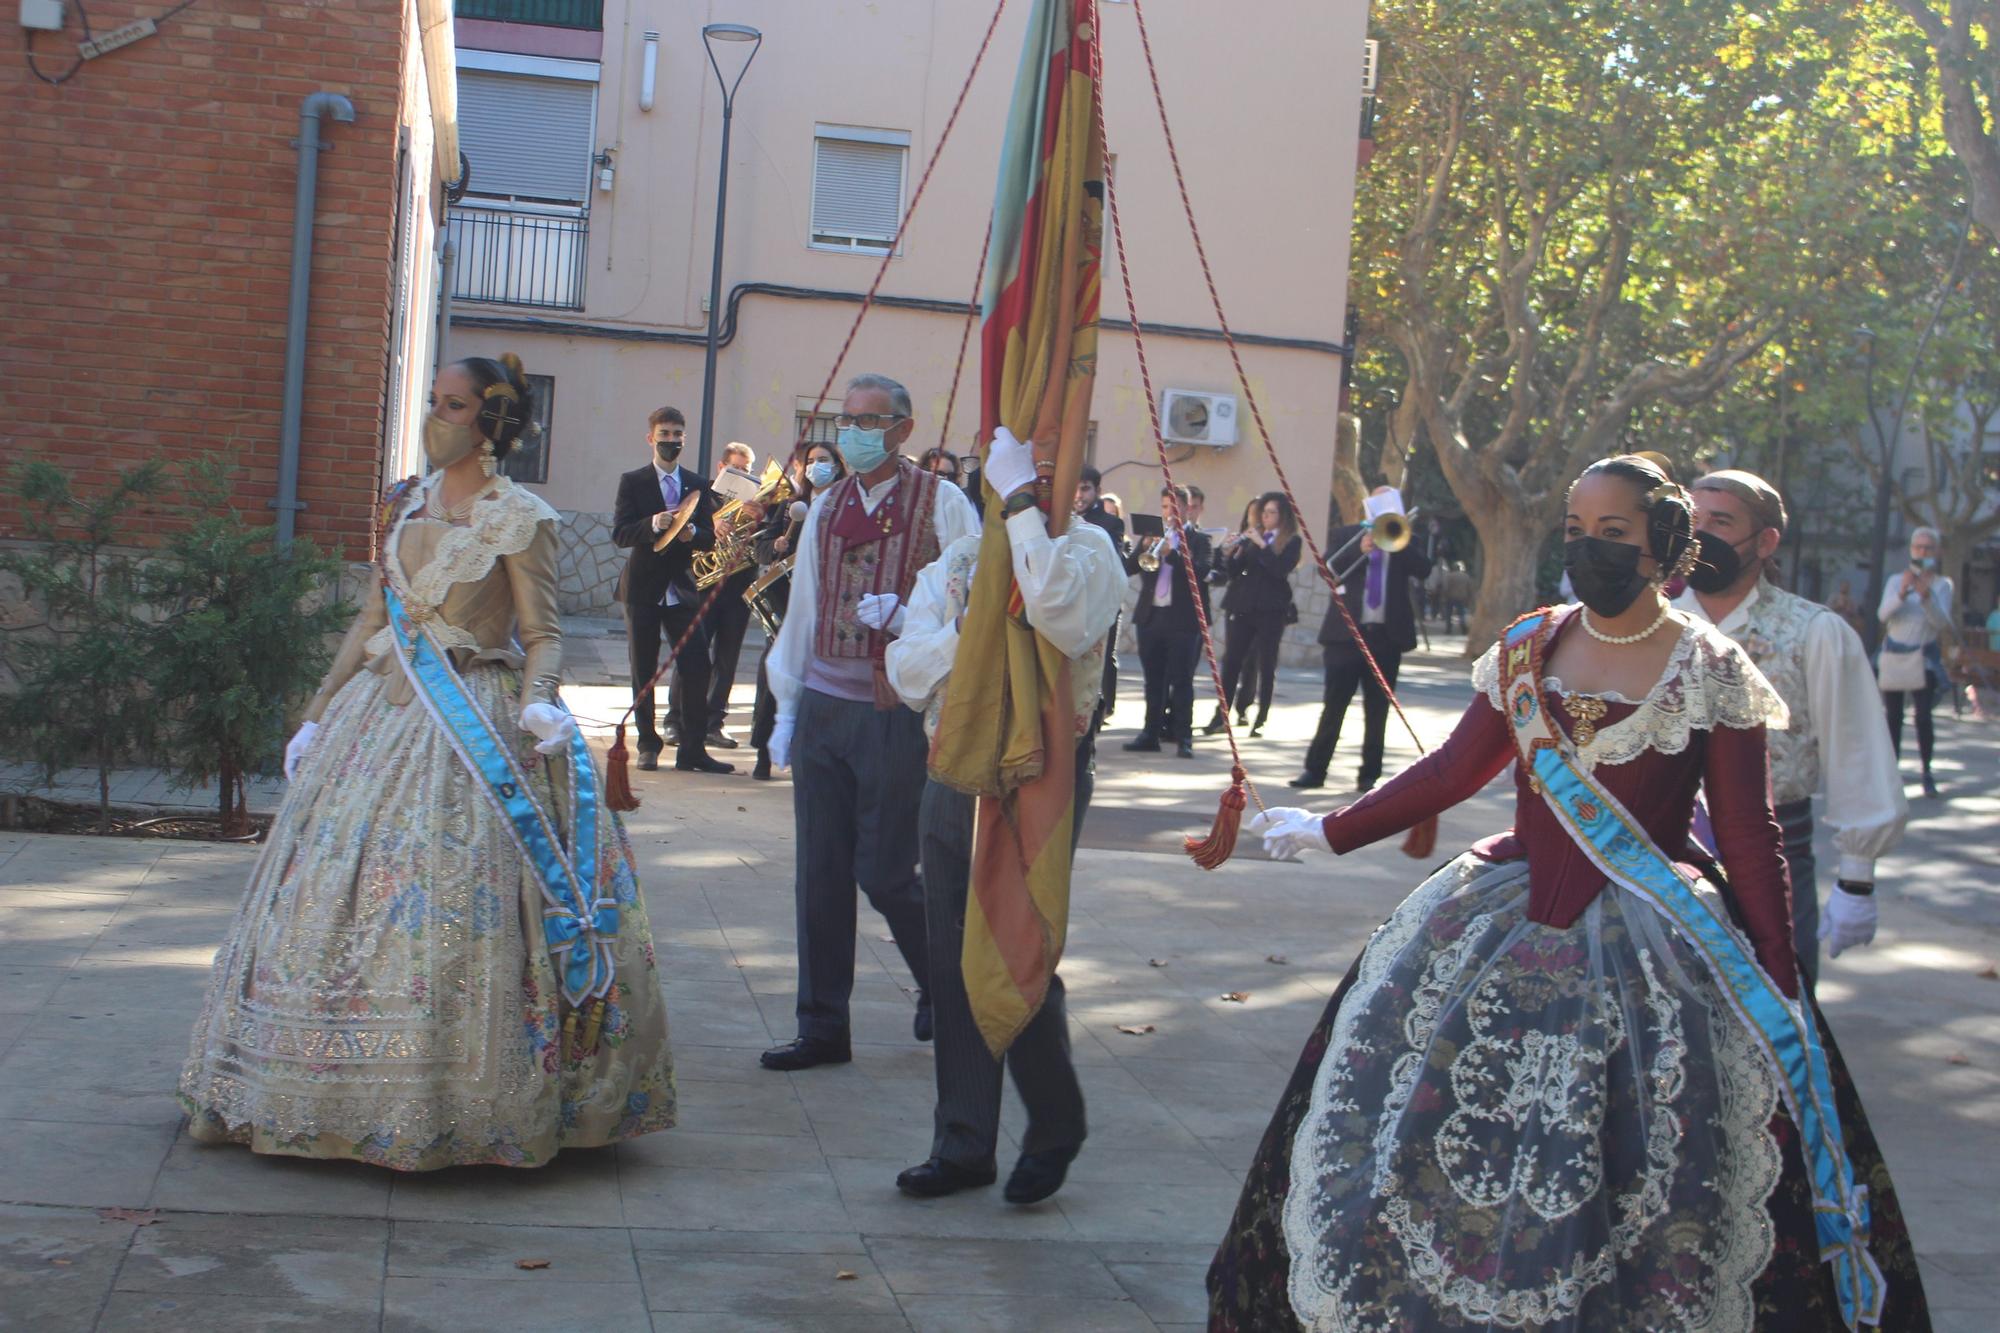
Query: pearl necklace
xmin=431 ymin=477 xmax=500 ymax=525
xmin=1580 ymin=601 xmax=1671 ymax=645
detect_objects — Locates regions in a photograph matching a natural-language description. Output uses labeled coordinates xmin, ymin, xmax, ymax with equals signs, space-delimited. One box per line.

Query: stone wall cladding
xmin=555 ymin=510 xmax=622 ymax=616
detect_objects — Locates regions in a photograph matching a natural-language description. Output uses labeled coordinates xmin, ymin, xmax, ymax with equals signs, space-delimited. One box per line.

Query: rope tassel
xmin=1184 ymin=764 xmax=1250 ymax=870
xmin=604 ymin=724 xmax=639 ymax=813
xmin=1402 ymin=814 xmax=1438 ymax=861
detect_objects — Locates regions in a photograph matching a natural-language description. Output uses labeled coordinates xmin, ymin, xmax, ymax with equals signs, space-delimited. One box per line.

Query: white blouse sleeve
xmin=768 ymin=495 xmax=828 ymax=721
xmin=1800 ymin=610 xmax=1908 ymax=881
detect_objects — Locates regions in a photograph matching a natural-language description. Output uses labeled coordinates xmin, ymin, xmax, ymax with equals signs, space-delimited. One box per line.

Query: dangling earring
xmin=480 ymin=439 xmax=497 ymax=478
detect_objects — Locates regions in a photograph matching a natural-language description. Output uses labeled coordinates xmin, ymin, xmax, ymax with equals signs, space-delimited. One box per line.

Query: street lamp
xmin=696 ymin=22 xmax=763 ymax=478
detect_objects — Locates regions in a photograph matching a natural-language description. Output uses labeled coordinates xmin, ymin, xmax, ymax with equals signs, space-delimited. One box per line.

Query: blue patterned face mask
xmin=836 ymin=426 xmax=890 ymax=475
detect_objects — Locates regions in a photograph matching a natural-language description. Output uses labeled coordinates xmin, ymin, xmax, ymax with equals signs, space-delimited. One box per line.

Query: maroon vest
xmin=813 ymin=461 xmax=943 ymax=705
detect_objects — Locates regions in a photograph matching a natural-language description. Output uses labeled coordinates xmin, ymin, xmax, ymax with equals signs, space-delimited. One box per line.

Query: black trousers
xmin=1096 ymin=612 xmax=1121 ymax=723
xmin=1219 ymin=611 xmax=1285 ymax=725
xmin=1883 ymin=681 xmax=1937 ymax=775
xmin=627 ymin=598 xmax=712 ymax=763
xmin=1301 ymin=633 xmax=1402 ymax=787
xmin=1137 ymin=621 xmax=1201 ymax=741
xmin=790 ymin=688 xmax=932 ymax=1043
xmin=704 ymin=590 xmax=753 ymax=732
xmin=920 ymin=736 xmax=1095 ymax=1168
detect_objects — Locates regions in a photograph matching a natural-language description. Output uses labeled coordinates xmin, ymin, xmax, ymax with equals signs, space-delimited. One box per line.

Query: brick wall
xmin=0 ymin=0 xmax=413 ymax=560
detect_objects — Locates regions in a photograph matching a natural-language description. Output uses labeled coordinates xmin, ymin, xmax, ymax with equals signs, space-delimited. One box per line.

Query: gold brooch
xmin=1562 ymin=695 xmax=1608 ymax=748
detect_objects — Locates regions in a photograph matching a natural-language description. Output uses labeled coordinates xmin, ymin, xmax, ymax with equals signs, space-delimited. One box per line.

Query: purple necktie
xmin=1365 ymin=548 xmax=1386 ymax=610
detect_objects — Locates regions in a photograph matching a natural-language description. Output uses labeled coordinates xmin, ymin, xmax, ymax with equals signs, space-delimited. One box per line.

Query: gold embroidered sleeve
xmin=501 ymin=518 xmax=564 ymax=712
xmin=303 ymin=579 xmax=387 ymax=724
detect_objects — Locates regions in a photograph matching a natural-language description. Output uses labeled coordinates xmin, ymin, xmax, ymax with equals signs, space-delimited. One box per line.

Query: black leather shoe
xmin=636 ymin=749 xmax=661 ymax=772
xmin=1004 ymin=1145 xmax=1081 ymax=1205
xmin=896 ymin=1157 xmax=997 ymax=1198
xmin=676 ymin=753 xmax=736 ymax=775
xmin=1201 ymin=711 xmax=1227 ymax=736
xmin=913 ymin=993 xmax=933 ymax=1043
xmin=759 ymin=1037 xmax=851 ymax=1071
xmin=1176 ymin=740 xmax=1195 ymax=759
xmin=1356 ymin=775 xmax=1377 ymax=793
xmin=752 ymin=750 xmax=772 ymax=781
xmin=707 ymin=730 xmax=740 ymax=750
xmin=1249 ymin=725 xmax=1264 ymax=738
xmin=1287 ymin=772 xmax=1323 ymax=790
xmin=1123 ymin=734 xmax=1160 ymax=753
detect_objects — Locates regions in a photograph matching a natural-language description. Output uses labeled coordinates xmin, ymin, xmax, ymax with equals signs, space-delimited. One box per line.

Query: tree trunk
xmin=1462 ymin=508 xmax=1546 ymax=651
xmin=1331 ymin=412 xmax=1367 ymax=527
xmin=218 ymin=757 xmax=247 ymax=839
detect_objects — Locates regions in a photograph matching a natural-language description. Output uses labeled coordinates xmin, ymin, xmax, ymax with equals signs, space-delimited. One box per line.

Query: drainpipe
xmin=276 ymin=91 xmax=357 ymax=550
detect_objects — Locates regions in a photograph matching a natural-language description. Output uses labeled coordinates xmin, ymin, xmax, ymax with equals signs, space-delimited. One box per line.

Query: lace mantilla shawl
xmin=1470 ymin=610 xmax=1789 ymax=772
xmin=366 ymin=477 xmax=559 ymax=659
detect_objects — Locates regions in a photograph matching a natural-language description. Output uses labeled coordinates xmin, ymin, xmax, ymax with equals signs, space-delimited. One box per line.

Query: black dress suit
xmin=1125 ymin=529 xmax=1211 ymax=743
xmin=612 ymin=462 xmax=721 ymax=762
xmin=1218 ymin=533 xmax=1303 ymax=728
xmin=1300 ymin=523 xmax=1434 ymax=788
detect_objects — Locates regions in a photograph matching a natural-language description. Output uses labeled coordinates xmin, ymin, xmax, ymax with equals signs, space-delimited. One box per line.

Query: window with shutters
xmin=450 ymin=53 xmax=599 ymax=310
xmin=500 ymin=374 xmax=555 ymax=484
xmin=810 ymin=125 xmax=909 ymax=254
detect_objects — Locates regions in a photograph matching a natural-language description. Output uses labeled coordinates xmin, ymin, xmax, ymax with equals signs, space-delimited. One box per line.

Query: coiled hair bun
xmin=1573 ymin=454 xmax=1698 ymax=581
xmin=457 ymin=353 xmax=536 ymax=456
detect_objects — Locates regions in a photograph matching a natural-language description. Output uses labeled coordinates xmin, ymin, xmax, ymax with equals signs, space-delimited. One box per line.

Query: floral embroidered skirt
xmin=179 ymin=664 xmax=677 ymax=1171
xmin=1206 ymin=854 xmax=1930 ymax=1332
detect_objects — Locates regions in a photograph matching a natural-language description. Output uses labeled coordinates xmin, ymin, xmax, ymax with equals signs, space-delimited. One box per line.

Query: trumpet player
xmin=611 ymin=406 xmax=734 ymax=775
xmin=747 ymin=440 xmax=847 ymax=780
xmin=1124 ymin=483 xmax=1212 ymax=759
xmin=1290 ymin=486 xmax=1432 ymax=792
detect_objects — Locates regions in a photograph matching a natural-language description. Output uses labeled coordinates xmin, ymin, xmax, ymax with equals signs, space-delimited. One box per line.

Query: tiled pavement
xmin=2 ymin=643 xmax=1996 ymax=1331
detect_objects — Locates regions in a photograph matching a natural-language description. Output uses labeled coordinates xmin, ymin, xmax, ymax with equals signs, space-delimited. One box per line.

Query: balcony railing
xmin=453 ymin=0 xmax=603 ymax=30
xmin=447 ymin=206 xmax=588 ymax=312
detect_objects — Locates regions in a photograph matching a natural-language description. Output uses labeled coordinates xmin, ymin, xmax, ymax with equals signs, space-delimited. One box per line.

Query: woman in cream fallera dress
xmin=181 ymin=358 xmax=675 ymax=1170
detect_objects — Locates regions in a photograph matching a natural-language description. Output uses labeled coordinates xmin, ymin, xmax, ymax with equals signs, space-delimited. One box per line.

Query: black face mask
xmin=1686 ymin=529 xmax=1759 ymax=595
xmin=1564 ymin=536 xmax=1652 ymax=617
xmin=654 ymin=441 xmax=683 ymax=468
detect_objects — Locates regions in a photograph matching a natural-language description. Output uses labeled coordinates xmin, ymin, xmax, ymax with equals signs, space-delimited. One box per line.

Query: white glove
xmin=518 ymin=701 xmax=578 ymax=756
xmin=283 ymin=721 xmax=320 ymax=781
xmin=1246 ymin=806 xmax=1333 ymax=859
xmin=856 ymin=592 xmax=906 ymax=636
xmin=1818 ymin=885 xmax=1878 ymax=958
xmin=768 ymin=714 xmax=796 ymax=771
xmin=985 ymin=425 xmax=1038 ymax=500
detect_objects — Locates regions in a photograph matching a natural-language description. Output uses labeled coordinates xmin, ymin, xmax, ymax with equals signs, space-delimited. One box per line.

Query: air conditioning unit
xmin=1161 ymin=389 xmax=1239 ymax=447
xmin=1361 ymin=38 xmax=1380 ymax=95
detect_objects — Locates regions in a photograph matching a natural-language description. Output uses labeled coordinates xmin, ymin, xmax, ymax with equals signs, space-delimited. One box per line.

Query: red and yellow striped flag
xmin=929 ymin=0 xmax=1102 ymax=1057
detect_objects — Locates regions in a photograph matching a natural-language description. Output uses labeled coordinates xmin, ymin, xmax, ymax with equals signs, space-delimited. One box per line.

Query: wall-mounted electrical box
xmin=20 ymin=0 xmax=66 ymax=32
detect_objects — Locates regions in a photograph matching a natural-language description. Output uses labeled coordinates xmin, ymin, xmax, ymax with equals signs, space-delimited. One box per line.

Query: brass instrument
xmin=743 ymin=498 xmax=809 ymax=635
xmin=691 ymin=462 xmax=796 ymax=589
xmin=1325 ymin=508 xmax=1415 ymax=582
xmin=1135 ymin=535 xmax=1166 ymax=573
xmin=649 ymin=490 xmax=702 ymax=552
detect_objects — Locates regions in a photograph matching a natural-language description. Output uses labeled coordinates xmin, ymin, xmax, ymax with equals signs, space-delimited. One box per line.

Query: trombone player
xmin=1289 ymin=486 xmax=1432 ymax=792
xmin=611 ymin=405 xmax=735 ymax=775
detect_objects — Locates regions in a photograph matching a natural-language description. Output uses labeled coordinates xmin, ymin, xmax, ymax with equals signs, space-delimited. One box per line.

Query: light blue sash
xmin=384 ymin=581 xmax=616 ymax=1007
xmin=1500 ymin=608 xmax=1883 ymax=1329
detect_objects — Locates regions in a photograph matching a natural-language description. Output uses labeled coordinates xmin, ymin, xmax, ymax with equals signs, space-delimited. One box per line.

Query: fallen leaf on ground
xmin=1977 ymin=964 xmax=1998 ymax=981
xmin=515 ymin=1259 xmax=552 ymax=1270
xmin=1946 ymin=1053 xmax=1972 ymax=1066
xmin=877 ymin=934 xmax=895 ymax=943
xmin=1115 ymin=1023 xmax=1156 ymax=1035
xmin=1265 ymin=954 xmax=1289 ymax=965
xmin=49 ymin=1258 xmax=71 ymax=1267
xmin=97 ymin=1208 xmax=159 ymax=1226
xmin=835 ymin=1270 xmax=858 ymax=1281
xmin=1148 ymin=958 xmax=1169 ymax=968
xmin=1220 ymin=992 xmax=1250 ymax=1003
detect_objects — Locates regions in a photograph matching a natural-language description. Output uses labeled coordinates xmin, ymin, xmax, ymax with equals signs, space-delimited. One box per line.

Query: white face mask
xmin=424 ymin=415 xmax=483 ymax=470
xmin=805 ymin=460 xmax=837 ymax=489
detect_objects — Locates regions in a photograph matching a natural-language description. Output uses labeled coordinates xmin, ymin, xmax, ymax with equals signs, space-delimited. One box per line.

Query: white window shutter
xmin=811 ymin=137 xmax=906 ymax=249
xmin=458 ymin=70 xmax=596 ymax=204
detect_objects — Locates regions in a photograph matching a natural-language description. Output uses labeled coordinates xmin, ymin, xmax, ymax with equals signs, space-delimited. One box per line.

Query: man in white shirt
xmin=760 ymin=374 xmax=981 ymax=1072
xmin=1675 ymin=469 xmax=1908 ymax=985
xmin=883 ymin=425 xmax=1125 ymax=1204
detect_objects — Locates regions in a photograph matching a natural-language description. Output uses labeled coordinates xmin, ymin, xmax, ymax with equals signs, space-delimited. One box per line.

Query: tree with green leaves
xmin=1356 ymin=0 xmax=1872 ymax=646
xmin=0 ymin=461 xmax=164 ymax=831
xmin=144 ymin=457 xmax=353 ymax=838
xmin=1889 ymin=0 xmax=2000 ymax=247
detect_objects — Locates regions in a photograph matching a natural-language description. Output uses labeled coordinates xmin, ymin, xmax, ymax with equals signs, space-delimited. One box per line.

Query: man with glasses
xmin=1674 ymin=469 xmax=1906 ymax=986
xmin=762 ymin=374 xmax=980 ymax=1071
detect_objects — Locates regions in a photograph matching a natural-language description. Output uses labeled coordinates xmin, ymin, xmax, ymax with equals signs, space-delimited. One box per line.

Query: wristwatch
xmin=1002 ymin=489 xmax=1041 ymax=518
xmin=1835 ymin=879 xmax=1875 ymax=896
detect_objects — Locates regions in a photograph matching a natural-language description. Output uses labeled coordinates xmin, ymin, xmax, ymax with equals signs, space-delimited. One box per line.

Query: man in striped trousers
xmin=882 ymin=427 xmax=1126 ymax=1203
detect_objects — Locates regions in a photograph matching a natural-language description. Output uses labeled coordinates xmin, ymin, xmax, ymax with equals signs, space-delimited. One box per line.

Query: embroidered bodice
xmin=304 ymin=477 xmax=563 ymax=722
xmin=1329 ymin=610 xmax=1801 ymax=995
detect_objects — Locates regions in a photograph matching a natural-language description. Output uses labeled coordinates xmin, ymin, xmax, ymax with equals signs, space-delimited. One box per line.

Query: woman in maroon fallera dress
xmin=1208 ymin=457 xmax=1928 ymax=1332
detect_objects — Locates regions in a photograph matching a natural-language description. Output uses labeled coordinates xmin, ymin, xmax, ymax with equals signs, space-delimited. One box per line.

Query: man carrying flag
xmin=917 ymin=0 xmax=1106 ymax=1204
xmin=886 ymin=426 xmax=1123 ymax=1201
